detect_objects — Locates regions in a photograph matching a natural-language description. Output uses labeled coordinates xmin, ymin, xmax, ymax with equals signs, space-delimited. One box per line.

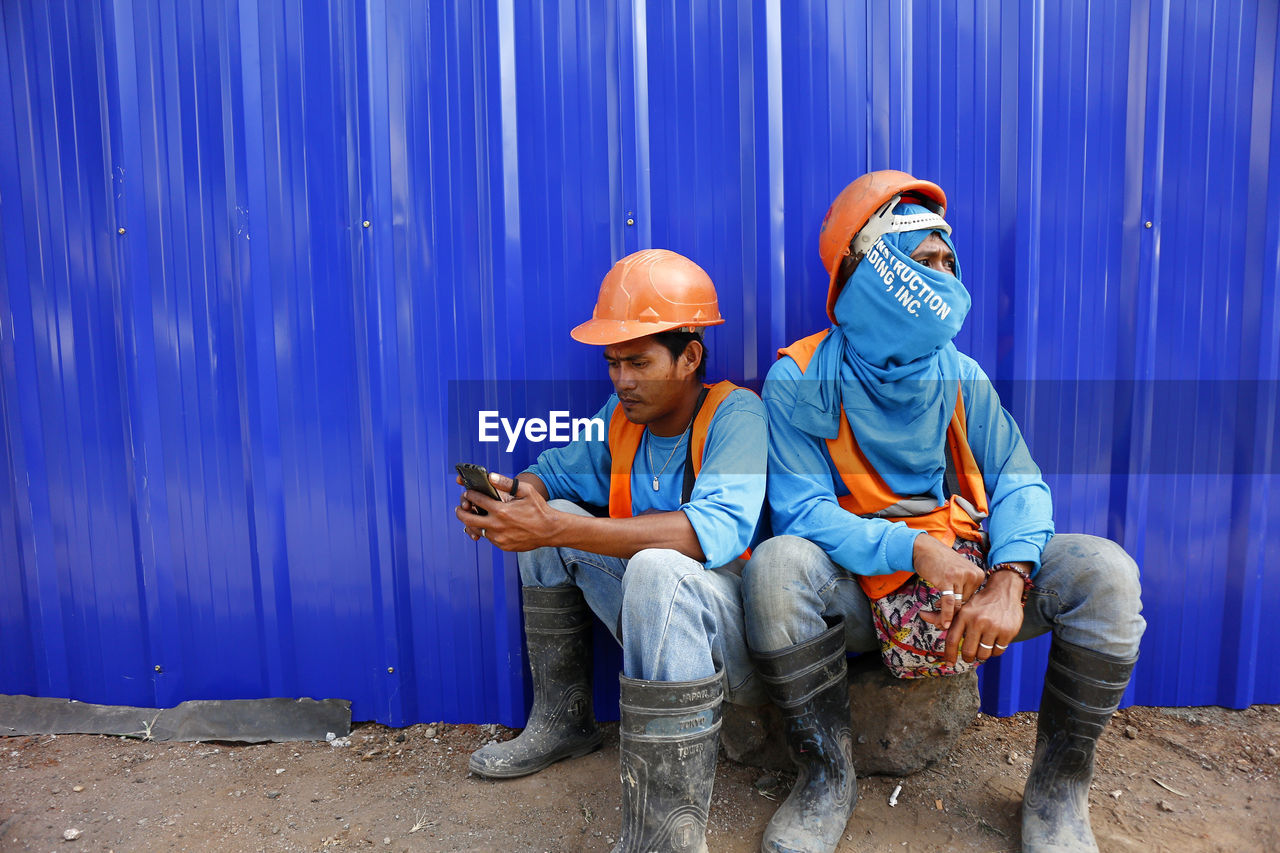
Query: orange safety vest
xmin=778 ymin=330 xmax=989 ymax=599
xmin=606 ymin=380 xmax=741 ymax=518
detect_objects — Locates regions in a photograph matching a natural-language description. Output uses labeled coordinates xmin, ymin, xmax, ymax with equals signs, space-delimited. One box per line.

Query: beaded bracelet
xmin=989 ymin=563 xmax=1034 ymax=605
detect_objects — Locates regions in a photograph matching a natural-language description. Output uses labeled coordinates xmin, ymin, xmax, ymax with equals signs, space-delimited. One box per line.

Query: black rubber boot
xmin=752 ymin=619 xmax=856 ymax=853
xmin=1022 ymin=638 xmax=1138 ymax=852
xmin=612 ymin=671 xmax=723 ymax=853
xmin=469 ymin=586 xmax=603 ymax=778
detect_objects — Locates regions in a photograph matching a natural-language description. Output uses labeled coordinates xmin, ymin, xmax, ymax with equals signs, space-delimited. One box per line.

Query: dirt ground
xmin=1 ymin=704 xmax=1277 ymax=853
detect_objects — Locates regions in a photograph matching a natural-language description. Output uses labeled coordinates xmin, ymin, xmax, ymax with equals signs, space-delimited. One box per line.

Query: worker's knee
xmin=622 ymin=549 xmax=704 ymax=608
xmin=742 ymin=535 xmax=832 ymax=609
xmin=1037 ymin=534 xmax=1145 ymax=657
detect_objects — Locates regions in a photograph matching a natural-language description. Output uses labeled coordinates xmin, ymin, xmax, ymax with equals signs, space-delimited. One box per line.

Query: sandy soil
xmin=2 ymin=704 xmax=1277 ymax=852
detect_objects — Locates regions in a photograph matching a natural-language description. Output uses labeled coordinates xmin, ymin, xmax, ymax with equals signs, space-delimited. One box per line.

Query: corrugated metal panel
xmin=2 ymin=0 xmax=1277 ymax=725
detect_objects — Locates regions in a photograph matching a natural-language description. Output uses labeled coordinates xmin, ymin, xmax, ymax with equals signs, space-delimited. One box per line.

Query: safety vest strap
xmin=607 ymin=381 xmax=741 ymax=519
xmin=777 ymin=329 xmax=832 ymax=366
xmin=778 ymin=330 xmax=989 ymax=599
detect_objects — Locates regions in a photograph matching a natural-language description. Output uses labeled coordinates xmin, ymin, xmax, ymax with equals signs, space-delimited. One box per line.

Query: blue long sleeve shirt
xmin=526 ymin=388 xmax=768 ymax=568
xmin=763 ymin=351 xmax=1053 ymax=576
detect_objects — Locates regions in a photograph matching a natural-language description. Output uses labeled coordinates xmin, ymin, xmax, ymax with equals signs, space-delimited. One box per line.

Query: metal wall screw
xmin=1144 ymin=221 xmax=1153 ymax=229
xmin=363 ymin=220 xmax=371 ymax=228
xmin=626 ymin=218 xmax=635 ymax=226
xmin=118 ymin=227 xmax=126 ymax=235
xmin=154 ymin=665 xmax=162 ymax=672
xmin=386 ymin=667 xmax=395 ymax=674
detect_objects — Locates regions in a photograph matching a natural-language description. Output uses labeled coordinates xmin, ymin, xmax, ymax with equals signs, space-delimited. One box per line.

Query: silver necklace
xmin=645 ymin=427 xmax=690 ymax=491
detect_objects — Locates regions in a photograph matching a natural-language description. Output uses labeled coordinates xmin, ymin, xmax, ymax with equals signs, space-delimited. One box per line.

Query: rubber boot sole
xmin=468 ymin=731 xmax=604 ymax=779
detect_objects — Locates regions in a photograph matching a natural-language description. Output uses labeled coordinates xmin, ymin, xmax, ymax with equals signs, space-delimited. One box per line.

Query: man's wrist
xmin=986 ymin=562 xmax=1033 ymax=605
xmin=540 ymin=502 xmax=573 ymax=549
xmin=902 ymin=528 xmax=932 ymax=572
xmin=982 ymin=568 xmax=1025 ymax=605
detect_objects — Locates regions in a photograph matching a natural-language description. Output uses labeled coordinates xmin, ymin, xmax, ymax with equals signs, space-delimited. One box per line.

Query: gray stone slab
xmin=0 ymin=695 xmax=351 ymax=743
xmin=722 ymin=655 xmax=980 ymax=777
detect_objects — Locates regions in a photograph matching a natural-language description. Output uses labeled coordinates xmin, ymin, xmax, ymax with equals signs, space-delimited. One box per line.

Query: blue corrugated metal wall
xmin=2 ymin=0 xmax=1277 ymax=725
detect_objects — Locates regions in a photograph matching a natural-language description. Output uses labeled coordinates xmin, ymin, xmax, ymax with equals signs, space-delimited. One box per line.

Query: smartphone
xmin=456 ymin=463 xmax=502 ymax=515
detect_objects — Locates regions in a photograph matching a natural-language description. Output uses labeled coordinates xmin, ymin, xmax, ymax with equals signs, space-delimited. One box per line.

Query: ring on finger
xmin=941 ymin=590 xmax=956 ymax=597
xmin=994 ymin=643 xmax=1008 ymax=651
xmin=978 ymin=642 xmax=994 ymax=650
xmin=480 ymin=528 xmax=487 ymax=538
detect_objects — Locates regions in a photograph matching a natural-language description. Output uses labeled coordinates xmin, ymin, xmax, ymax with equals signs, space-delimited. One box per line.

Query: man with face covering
xmin=742 ymin=171 xmax=1145 ymax=853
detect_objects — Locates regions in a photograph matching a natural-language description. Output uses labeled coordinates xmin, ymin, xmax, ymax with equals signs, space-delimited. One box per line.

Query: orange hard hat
xmin=570 ymin=249 xmax=725 ymax=345
xmin=818 ymin=170 xmax=949 ymax=323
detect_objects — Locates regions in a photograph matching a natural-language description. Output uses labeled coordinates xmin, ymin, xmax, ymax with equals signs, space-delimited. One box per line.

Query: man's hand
xmin=910 ymin=534 xmax=986 ymax=630
xmin=455 ymin=472 xmax=560 ymax=552
xmin=454 ymin=472 xmax=499 ymax=542
xmin=925 ymin=568 xmax=1025 ymax=665
xmin=455 ymin=470 xmax=705 ymax=561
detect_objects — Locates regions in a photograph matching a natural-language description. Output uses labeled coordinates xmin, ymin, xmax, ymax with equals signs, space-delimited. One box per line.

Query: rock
xmin=1158 ymin=800 xmax=1175 ymax=813
xmin=424 ymin=726 xmax=438 ymax=739
xmin=720 ymin=703 xmax=789 ymax=773
xmin=752 ymin=775 xmax=780 ymax=791
xmin=62 ymin=828 xmax=81 ymax=841
xmin=843 ymin=657 xmax=981 ymax=775
xmin=722 ymin=654 xmax=980 ymax=777
xmin=1124 ymin=725 xmax=1138 ymax=739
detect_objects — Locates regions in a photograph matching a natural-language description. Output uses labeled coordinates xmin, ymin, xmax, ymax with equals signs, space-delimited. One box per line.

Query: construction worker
xmin=743 ymin=171 xmax=1145 ymax=853
xmin=455 ymin=249 xmax=767 ymax=853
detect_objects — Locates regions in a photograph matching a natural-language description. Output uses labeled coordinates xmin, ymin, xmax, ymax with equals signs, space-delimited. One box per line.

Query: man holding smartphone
xmin=455 ymin=249 xmax=767 ymax=853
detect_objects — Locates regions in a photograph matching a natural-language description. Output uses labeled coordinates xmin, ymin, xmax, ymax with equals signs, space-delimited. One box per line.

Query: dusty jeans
xmin=518 ymin=500 xmax=764 ymax=704
xmin=742 ymin=533 xmax=1145 ymax=658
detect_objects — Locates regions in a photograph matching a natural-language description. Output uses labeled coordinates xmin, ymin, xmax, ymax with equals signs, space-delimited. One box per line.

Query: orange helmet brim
xmin=570 ymin=316 xmax=725 ymax=347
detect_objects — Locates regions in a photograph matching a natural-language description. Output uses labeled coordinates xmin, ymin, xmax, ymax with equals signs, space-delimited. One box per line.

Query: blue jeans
xmin=743 ymin=533 xmax=1145 ymax=658
xmin=518 ymin=500 xmax=764 ymax=704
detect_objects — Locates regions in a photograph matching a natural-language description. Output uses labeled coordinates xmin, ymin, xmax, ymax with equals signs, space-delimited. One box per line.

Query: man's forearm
xmin=551 ymin=508 xmax=706 ymax=562
xmin=517 ymin=471 xmax=550 ymax=501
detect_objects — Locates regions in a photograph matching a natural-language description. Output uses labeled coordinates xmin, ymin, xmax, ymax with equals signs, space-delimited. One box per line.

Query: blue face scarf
xmin=791 ymin=203 xmax=971 ymax=498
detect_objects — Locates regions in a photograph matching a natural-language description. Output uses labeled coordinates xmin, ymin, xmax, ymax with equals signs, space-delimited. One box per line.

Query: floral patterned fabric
xmin=870 ymin=538 xmax=987 ymax=679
